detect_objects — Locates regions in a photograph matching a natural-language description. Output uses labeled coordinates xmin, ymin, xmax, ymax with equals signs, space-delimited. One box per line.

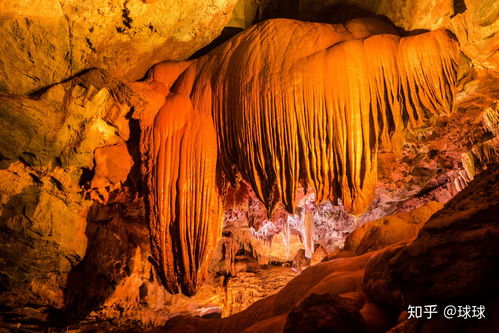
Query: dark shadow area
xmin=284 ymin=293 xmax=367 ymax=333
xmin=79 ymin=167 xmax=94 ymax=188
xmin=305 ymin=4 xmax=430 ymax=37
xmin=253 ymin=2 xmax=393 ymax=27
xmin=452 ymin=0 xmax=467 ymax=17
xmin=47 ymin=200 xmax=146 ymax=328
xmin=0 ymin=185 xmax=41 ymax=293
xmin=124 ymin=107 xmax=143 ymax=194
xmin=47 ymin=101 xmax=148 ymax=329
xmin=0 ymin=185 xmax=74 ymax=330
xmin=309 ymin=4 xmax=386 ymax=24
xmin=403 ymin=28 xmax=431 ymax=36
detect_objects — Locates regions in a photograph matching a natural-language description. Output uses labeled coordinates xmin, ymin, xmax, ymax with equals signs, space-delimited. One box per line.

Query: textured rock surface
xmin=284 ymin=293 xmax=366 ymax=333
xmin=0 ymin=69 xmax=135 ymax=328
xmin=344 ymin=201 xmax=443 ymax=254
xmin=0 ymin=0 xmax=237 ymax=94
xmin=157 ymin=164 xmax=499 ymax=333
xmin=0 ymin=67 xmax=289 ymax=329
xmin=60 ymin=199 xmax=227 ymax=329
xmin=223 ymin=267 xmax=297 ymax=317
xmin=363 ymin=166 xmax=499 ymax=331
xmin=0 ymin=66 xmax=288 ymax=329
xmin=363 ymin=166 xmax=499 ymax=307
xmin=236 ymin=0 xmax=499 ymax=71
xmin=136 ymin=18 xmax=459 ymax=295
xmin=158 ymin=253 xmax=376 ymax=333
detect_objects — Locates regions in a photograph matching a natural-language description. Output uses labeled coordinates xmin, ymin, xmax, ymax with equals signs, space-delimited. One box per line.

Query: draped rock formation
xmin=136 ymin=18 xmax=459 ymax=295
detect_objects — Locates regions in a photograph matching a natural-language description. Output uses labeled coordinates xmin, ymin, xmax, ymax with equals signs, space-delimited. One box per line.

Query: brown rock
xmin=90 ymin=143 xmax=133 ymax=203
xmin=159 ymin=253 xmax=374 ymax=332
xmin=223 ymin=267 xmax=296 ymax=317
xmin=0 ymin=69 xmax=136 ymax=327
xmin=363 ymin=166 xmax=499 ymax=309
xmin=284 ymin=293 xmax=367 ymax=333
xmin=0 ymin=69 xmax=132 ymax=170
xmin=310 ymin=245 xmax=328 ymax=265
xmin=449 ymin=0 xmax=499 ymax=71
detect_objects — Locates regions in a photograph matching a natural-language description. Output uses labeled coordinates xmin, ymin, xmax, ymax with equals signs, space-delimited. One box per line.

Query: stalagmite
xmin=137 ymin=17 xmax=459 ymax=295
xmin=283 ymin=217 xmax=291 ymax=260
xmin=303 ymin=210 xmax=315 ymax=259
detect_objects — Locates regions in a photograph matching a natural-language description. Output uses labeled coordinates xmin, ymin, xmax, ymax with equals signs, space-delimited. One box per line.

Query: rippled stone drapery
xmin=137 ymin=18 xmax=459 ymax=295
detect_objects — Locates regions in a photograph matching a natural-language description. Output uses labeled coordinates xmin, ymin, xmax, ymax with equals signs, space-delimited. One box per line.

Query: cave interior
xmin=0 ymin=0 xmax=498 ymax=332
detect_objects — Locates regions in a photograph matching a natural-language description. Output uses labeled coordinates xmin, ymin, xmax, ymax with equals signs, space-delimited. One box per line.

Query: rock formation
xmin=136 ymin=17 xmax=459 ymax=295
xmin=232 ymin=0 xmax=499 ymax=71
xmin=0 ymin=0 xmax=238 ymax=94
xmin=157 ymin=166 xmax=499 ymax=333
xmin=343 ymin=201 xmax=443 ymax=255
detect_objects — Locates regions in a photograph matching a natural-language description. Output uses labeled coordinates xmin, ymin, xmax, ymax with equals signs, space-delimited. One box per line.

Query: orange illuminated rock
xmin=142 ymin=94 xmax=222 ymax=295
xmin=136 ymin=18 xmax=459 ymax=295
xmin=90 ymin=143 xmax=133 ymax=203
xmin=344 ymin=201 xmax=444 ymax=255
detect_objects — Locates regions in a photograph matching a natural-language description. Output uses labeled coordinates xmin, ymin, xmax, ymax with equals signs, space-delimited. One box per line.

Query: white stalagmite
xmin=303 ymin=209 xmax=315 ymax=259
xmin=283 ymin=216 xmax=291 ymax=259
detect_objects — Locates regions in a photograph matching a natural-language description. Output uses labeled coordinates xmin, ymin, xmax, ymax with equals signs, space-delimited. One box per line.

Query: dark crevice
xmin=122 ymin=8 xmax=133 ymax=29
xmin=124 ymin=107 xmax=143 ymax=194
xmin=85 ymin=37 xmax=96 ymax=52
xmin=18 ymin=152 xmax=39 ymax=167
xmin=50 ymin=176 xmax=64 ymax=191
xmin=29 ymin=173 xmax=42 ymax=184
xmin=452 ymin=0 xmax=467 ymax=18
xmin=78 ymin=167 xmax=94 ymax=187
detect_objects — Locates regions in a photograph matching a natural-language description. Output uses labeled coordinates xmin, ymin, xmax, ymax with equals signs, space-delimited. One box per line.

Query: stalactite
xmin=462 ymin=136 xmax=499 ymax=179
xmin=446 ymin=169 xmax=472 ymax=195
xmin=204 ymin=20 xmax=458 ymax=216
xmin=138 ymin=18 xmax=459 ymax=295
xmin=483 ymin=106 xmax=498 ymax=134
xmin=142 ymin=94 xmax=222 ymax=295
